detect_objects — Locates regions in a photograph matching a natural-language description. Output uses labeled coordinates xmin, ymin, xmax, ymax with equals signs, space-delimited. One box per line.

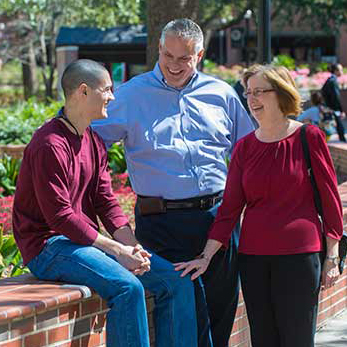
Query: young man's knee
xmin=118 ymin=275 xmax=146 ymax=299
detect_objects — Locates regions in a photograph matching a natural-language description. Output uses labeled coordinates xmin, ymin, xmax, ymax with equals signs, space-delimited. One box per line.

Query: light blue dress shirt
xmin=92 ymin=63 xmax=254 ymax=199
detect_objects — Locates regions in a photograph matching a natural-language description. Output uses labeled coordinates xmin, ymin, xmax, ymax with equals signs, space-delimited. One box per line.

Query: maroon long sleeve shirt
xmin=13 ymin=118 xmax=129 ymax=265
xmin=209 ymin=124 xmax=343 ymax=255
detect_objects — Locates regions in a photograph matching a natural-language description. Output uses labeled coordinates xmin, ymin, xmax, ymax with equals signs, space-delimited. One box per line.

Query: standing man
xmin=13 ymin=59 xmax=197 ymax=347
xmin=321 ymin=63 xmax=346 ymax=142
xmin=92 ymin=19 xmax=254 ymax=347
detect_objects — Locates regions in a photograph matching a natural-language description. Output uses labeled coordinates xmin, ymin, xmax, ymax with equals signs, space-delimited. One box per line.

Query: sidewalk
xmin=315 ymin=310 xmax=347 ymax=346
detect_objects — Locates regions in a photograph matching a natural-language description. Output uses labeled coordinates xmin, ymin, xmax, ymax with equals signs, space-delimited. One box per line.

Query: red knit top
xmin=13 ymin=118 xmax=129 ymax=265
xmin=209 ymin=124 xmax=343 ymax=255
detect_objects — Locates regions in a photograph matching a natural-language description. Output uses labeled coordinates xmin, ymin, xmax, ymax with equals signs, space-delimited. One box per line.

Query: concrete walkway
xmin=315 ymin=310 xmax=347 ymax=346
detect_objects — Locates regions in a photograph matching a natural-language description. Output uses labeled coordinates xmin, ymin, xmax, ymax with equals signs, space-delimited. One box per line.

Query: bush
xmin=0 ymin=98 xmax=62 ymax=145
xmin=315 ymin=62 xmax=329 ymax=72
xmin=0 ymin=231 xmax=29 ymax=278
xmin=203 ymin=59 xmax=243 ymax=86
xmin=0 ymin=155 xmax=21 ymax=197
xmin=108 ymin=142 xmax=127 ymax=174
xmin=272 ymin=54 xmax=296 ymax=70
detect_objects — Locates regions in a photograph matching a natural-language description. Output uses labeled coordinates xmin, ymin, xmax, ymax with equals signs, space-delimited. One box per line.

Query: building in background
xmin=55 ymin=21 xmax=347 ymax=93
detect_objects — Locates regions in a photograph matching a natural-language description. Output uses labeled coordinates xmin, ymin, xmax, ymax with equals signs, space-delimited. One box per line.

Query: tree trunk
xmin=146 ymin=0 xmax=200 ymax=71
xmin=22 ymin=40 xmax=38 ymax=100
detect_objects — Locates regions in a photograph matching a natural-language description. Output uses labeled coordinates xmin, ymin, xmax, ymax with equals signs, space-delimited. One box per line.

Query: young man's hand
xmin=116 ymin=244 xmax=151 ymax=274
xmin=93 ymin=233 xmax=151 ymax=275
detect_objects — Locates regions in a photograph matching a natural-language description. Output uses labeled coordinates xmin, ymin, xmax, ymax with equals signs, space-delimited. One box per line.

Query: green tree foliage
xmin=0 ymin=0 xmax=144 ymax=99
xmin=271 ymin=0 xmax=347 ymax=33
xmin=199 ymin=0 xmax=347 ymax=35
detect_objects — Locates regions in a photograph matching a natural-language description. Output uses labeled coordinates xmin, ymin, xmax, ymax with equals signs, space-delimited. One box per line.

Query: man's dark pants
xmin=135 ymin=202 xmax=240 ymax=347
xmin=333 ymin=113 xmax=346 ymax=142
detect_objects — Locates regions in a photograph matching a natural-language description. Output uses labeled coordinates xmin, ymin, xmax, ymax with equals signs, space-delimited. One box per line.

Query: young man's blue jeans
xmin=27 ymin=235 xmax=197 ymax=347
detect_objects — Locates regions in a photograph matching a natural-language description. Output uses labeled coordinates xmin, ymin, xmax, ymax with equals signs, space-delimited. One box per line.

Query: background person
xmin=297 ymin=91 xmax=335 ymax=140
xmin=175 ymin=64 xmax=343 ymax=347
xmin=13 ymin=59 xmax=197 ymax=347
xmin=92 ymin=18 xmax=254 ymax=347
xmin=321 ymin=63 xmax=346 ymax=142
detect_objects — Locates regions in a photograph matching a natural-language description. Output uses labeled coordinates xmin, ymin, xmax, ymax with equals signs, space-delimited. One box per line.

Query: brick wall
xmin=0 ymin=145 xmax=26 ymax=160
xmin=0 ymin=295 xmax=108 ymax=347
xmin=1 ymin=268 xmax=345 ymax=347
xmin=317 ymin=268 xmax=347 ymax=327
xmin=329 ymin=142 xmax=347 ymax=177
xmin=0 ymin=275 xmax=155 ymax=347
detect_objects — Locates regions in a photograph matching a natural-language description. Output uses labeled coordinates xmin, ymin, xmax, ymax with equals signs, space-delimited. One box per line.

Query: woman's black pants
xmin=239 ymin=252 xmax=321 ymax=347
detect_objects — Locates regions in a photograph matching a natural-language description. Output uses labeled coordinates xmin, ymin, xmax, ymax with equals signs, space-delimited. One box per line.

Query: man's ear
xmin=78 ymin=83 xmax=88 ymax=97
xmin=197 ymin=49 xmax=205 ymax=63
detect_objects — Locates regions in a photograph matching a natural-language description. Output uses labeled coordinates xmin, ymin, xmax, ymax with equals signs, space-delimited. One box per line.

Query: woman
xmin=297 ymin=91 xmax=335 ymax=140
xmin=175 ymin=64 xmax=343 ymax=347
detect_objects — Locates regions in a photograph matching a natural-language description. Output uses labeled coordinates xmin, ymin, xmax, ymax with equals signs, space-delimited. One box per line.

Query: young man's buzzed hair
xmin=61 ymin=59 xmax=108 ymax=98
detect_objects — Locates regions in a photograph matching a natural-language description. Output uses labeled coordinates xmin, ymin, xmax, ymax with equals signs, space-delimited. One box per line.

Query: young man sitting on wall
xmin=12 ymin=59 xmax=197 ymax=347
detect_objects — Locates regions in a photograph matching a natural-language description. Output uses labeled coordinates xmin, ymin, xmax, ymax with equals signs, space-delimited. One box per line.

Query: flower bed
xmin=0 ymin=173 xmax=136 ymax=278
xmin=203 ymin=60 xmax=347 ymax=92
xmin=0 ymin=193 xmax=14 ymax=234
xmin=111 ymin=172 xmax=136 ymax=228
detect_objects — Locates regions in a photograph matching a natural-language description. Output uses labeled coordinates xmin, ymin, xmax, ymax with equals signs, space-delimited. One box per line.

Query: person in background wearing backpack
xmin=297 ymin=91 xmax=335 ymax=140
xmin=321 ymin=63 xmax=346 ymax=142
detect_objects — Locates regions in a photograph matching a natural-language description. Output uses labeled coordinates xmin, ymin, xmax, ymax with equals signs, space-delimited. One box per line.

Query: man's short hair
xmin=160 ymin=18 xmax=204 ymax=53
xmin=61 ymin=59 xmax=108 ymax=98
xmin=242 ymin=64 xmax=302 ymax=116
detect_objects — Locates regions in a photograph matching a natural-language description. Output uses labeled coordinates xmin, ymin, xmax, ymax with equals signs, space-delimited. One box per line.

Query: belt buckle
xmin=211 ymin=196 xmax=218 ymax=206
xmin=200 ymin=196 xmax=214 ymax=210
xmin=200 ymin=198 xmax=208 ymax=209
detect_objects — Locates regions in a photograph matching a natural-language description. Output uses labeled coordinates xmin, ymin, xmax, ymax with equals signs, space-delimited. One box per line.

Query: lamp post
xmin=258 ymin=0 xmax=271 ymax=64
xmin=244 ymin=9 xmax=252 ymax=67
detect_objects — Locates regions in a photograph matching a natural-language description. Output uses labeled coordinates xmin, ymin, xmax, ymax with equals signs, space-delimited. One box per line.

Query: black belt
xmin=165 ymin=191 xmax=223 ymax=210
xmin=137 ymin=191 xmax=223 ymax=216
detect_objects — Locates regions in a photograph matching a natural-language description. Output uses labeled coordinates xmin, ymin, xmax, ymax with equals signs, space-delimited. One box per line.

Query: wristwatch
xmin=326 ymin=255 xmax=340 ymax=266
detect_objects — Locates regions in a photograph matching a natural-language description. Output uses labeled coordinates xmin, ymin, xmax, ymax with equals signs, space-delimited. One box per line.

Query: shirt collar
xmin=153 ymin=62 xmax=199 ymax=91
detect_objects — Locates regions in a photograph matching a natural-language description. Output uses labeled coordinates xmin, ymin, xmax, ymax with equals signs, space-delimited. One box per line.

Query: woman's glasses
xmin=243 ymin=88 xmax=275 ymax=98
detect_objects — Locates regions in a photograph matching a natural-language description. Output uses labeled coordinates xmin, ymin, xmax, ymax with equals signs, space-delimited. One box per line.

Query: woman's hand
xmin=174 ymin=256 xmax=211 ymax=281
xmin=321 ymin=258 xmax=340 ymax=290
xmin=322 ymin=236 xmax=340 ymax=290
xmin=174 ymin=239 xmax=222 ymax=280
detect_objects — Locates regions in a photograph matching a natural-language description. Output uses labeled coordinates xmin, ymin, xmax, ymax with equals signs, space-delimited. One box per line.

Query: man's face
xmin=158 ymin=35 xmax=204 ymax=89
xmin=335 ymin=64 xmax=343 ymax=77
xmin=86 ymin=72 xmax=114 ymax=120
